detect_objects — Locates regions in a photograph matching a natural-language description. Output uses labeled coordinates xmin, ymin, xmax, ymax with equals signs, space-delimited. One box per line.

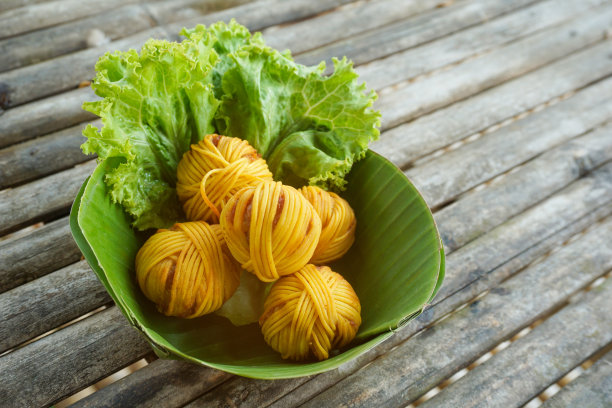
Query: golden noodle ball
xmin=220 ymin=181 xmax=322 ymax=282
xmin=259 ymin=265 xmax=361 ymax=361
xmin=135 ymin=221 xmax=241 ymax=318
xmin=176 ymin=134 xmax=273 ymax=223
xmin=300 ymin=186 xmax=356 ymax=263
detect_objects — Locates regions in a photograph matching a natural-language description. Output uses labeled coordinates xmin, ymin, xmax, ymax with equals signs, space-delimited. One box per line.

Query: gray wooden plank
xmin=405 ymin=76 xmax=612 ymax=209
xmin=145 ymin=0 xmax=257 ymax=25
xmin=371 ymin=38 xmax=612 ymax=169
xmin=419 ymin=280 xmax=612 ymax=408
xmin=0 ymin=160 xmax=95 ymax=236
xmin=376 ymin=3 xmax=612 ymax=130
xmin=0 ymin=0 xmax=144 ymax=39
xmin=356 ymin=0 xmax=608 ymax=91
xmin=0 ymin=5 xmax=156 ymax=72
xmin=0 ymin=120 xmax=93 ymax=188
xmin=0 ymin=27 xmax=171 ymax=109
xmin=0 ymin=216 xmax=80 ymax=293
xmin=74 ymin=359 xmax=232 ymax=408
xmin=436 ymin=122 xmax=612 ymax=252
xmin=299 ymin=218 xmax=612 ymax=408
xmin=434 ymin=162 xmax=612 ymax=303
xmin=0 ymin=260 xmax=111 ymax=353
xmin=542 ymin=349 xmax=612 ymax=408
xmin=263 ymin=0 xmax=443 ymax=55
xmin=185 ymin=163 xmax=612 ymax=407
xmin=295 ymin=0 xmax=538 ymax=67
xmin=0 ymin=0 xmax=352 ymax=109
xmin=0 ymin=87 xmax=96 ymax=148
xmin=0 ymin=307 xmax=150 ymax=408
xmin=0 ymin=0 xmax=50 ymax=13
xmin=163 ymin=0 xmax=355 ymax=35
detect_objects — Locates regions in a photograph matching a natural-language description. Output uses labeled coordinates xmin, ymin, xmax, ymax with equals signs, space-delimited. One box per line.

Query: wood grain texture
xmin=435 ymin=162 xmax=612 ymax=303
xmin=145 ymin=0 xmax=253 ymax=25
xmin=0 ymin=216 xmax=80 ymax=293
xmin=0 ymin=120 xmax=93 ymax=188
xmin=300 ymin=217 xmax=612 ymax=408
xmin=542 ymin=349 xmax=612 ymax=408
xmin=0 ymin=0 xmax=50 ymax=13
xmin=296 ymin=0 xmax=538 ymax=67
xmin=263 ymin=0 xmax=442 ymax=55
xmin=376 ymin=3 xmax=612 ymax=130
xmin=0 ymin=87 xmax=96 ymax=148
xmin=74 ymin=359 xmax=232 ymax=408
xmin=0 ymin=260 xmax=111 ymax=353
xmin=0 ymin=27 xmax=171 ymax=109
xmin=420 ymin=278 xmax=612 ymax=408
xmin=0 ymin=307 xmax=150 ymax=408
xmin=436 ymin=121 xmax=612 ymax=252
xmin=0 ymin=0 xmax=351 ymax=110
xmin=405 ymin=76 xmax=612 ymax=208
xmin=0 ymin=5 xmax=156 ymax=72
xmin=186 ymin=164 xmax=612 ymax=407
xmin=163 ymin=0 xmax=354 ymax=35
xmin=0 ymin=0 xmax=145 ymax=39
xmin=0 ymin=160 xmax=95 ymax=236
xmin=357 ymin=0 xmax=608 ymax=91
xmin=372 ymin=38 xmax=612 ymax=168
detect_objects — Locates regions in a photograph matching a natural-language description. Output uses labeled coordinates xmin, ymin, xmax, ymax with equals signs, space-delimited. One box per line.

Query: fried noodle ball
xmin=176 ymin=134 xmax=273 ymax=223
xmin=220 ymin=181 xmax=322 ymax=282
xmin=135 ymin=221 xmax=241 ymax=318
xmin=300 ymin=186 xmax=356 ymax=263
xmin=259 ymin=265 xmax=361 ymax=361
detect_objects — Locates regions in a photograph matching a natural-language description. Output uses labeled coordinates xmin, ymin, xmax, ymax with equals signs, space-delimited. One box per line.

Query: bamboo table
xmin=1 ymin=0 xmax=611 ymax=407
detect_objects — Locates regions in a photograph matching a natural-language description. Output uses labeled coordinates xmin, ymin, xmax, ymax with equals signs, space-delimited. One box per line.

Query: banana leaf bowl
xmin=70 ymin=150 xmax=444 ymax=379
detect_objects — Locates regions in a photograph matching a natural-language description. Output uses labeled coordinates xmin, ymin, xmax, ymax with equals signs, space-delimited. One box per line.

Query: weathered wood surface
xmin=0 ymin=5 xmax=157 ymax=72
xmin=295 ymin=0 xmax=539 ymax=67
xmin=542 ymin=349 xmax=612 ymax=408
xmin=377 ymin=4 xmax=612 ymax=130
xmin=0 ymin=260 xmax=111 ymax=353
xmin=0 ymin=307 xmax=151 ymax=408
xmin=356 ymin=0 xmax=608 ymax=91
xmin=0 ymin=217 xmax=80 ymax=293
xmin=0 ymin=0 xmax=147 ymax=39
xmin=0 ymin=160 xmax=95 ymax=236
xmin=0 ymin=87 xmax=96 ymax=148
xmin=263 ymin=0 xmax=443 ymax=55
xmin=0 ymin=121 xmax=93 ymax=188
xmin=419 ymin=278 xmax=612 ymax=408
xmin=406 ymin=76 xmax=612 ymax=208
xmin=75 ymin=359 xmax=233 ymax=408
xmin=372 ymin=39 xmax=612 ymax=168
xmin=436 ymin=122 xmax=612 ymax=252
xmin=297 ymin=217 xmax=612 ymax=408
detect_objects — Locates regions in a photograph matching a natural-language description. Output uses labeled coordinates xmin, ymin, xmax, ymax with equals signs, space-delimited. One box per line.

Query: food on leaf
xmin=259 ymin=264 xmax=361 ymax=361
xmin=135 ymin=221 xmax=241 ymax=318
xmin=220 ymin=181 xmax=322 ymax=282
xmin=176 ymin=134 xmax=273 ymax=223
xmin=300 ymin=185 xmax=356 ymax=263
xmin=215 ymin=270 xmax=270 ymax=326
xmin=82 ymin=20 xmax=380 ymax=230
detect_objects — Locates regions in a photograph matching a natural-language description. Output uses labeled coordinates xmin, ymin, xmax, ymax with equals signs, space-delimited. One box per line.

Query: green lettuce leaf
xmin=215 ymin=45 xmax=380 ymax=190
xmin=82 ymin=30 xmax=220 ymax=230
xmin=82 ymin=20 xmax=380 ymax=229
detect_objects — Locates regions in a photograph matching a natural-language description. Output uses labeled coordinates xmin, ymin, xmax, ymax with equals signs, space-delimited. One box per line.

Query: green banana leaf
xmin=70 ymin=151 xmax=444 ymax=379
